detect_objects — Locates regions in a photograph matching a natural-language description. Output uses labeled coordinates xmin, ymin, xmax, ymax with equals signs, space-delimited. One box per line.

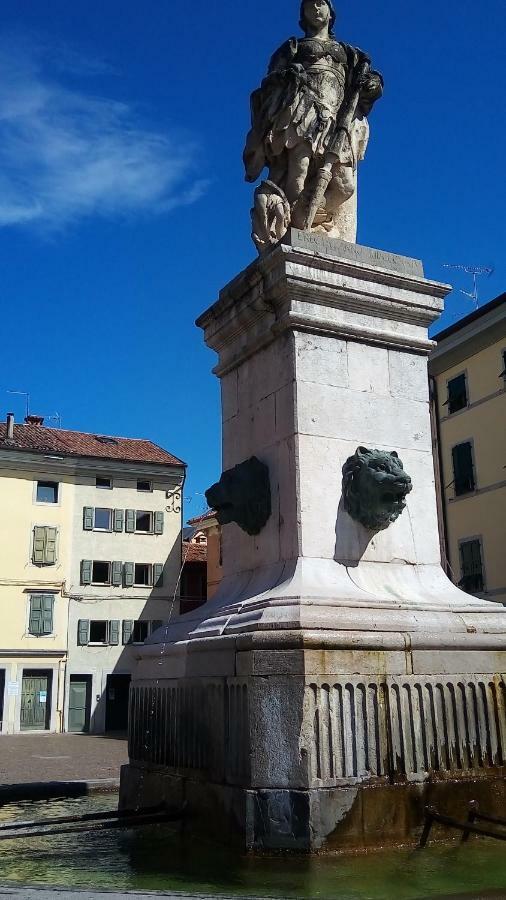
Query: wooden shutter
xmin=123 ymin=562 xmax=134 ymax=588
xmin=153 ymin=564 xmax=164 ymax=587
xmin=81 ymin=560 xmax=93 ymax=585
xmin=78 ymin=619 xmax=90 ymax=646
xmin=83 ymin=507 xmax=94 ymax=531
xmin=111 ymin=561 xmax=123 ymax=587
xmin=122 ymin=620 xmax=134 ymax=645
xmin=41 ymin=594 xmax=54 ymax=634
xmin=44 ymin=528 xmax=58 ymax=565
xmin=113 ymin=509 xmax=124 ymax=533
xmin=28 ymin=595 xmax=43 ymax=635
xmin=154 ymin=511 xmax=164 ymax=535
xmin=109 ymin=620 xmax=120 ymax=646
xmin=33 ymin=527 xmax=46 ymax=565
xmin=125 ymin=509 xmax=136 ymax=533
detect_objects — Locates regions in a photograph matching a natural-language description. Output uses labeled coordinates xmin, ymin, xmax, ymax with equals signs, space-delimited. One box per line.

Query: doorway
xmin=20 ymin=670 xmax=52 ymax=731
xmin=105 ymin=674 xmax=131 ymax=732
xmin=68 ymin=675 xmax=92 ymax=733
xmin=0 ymin=670 xmax=5 ymax=732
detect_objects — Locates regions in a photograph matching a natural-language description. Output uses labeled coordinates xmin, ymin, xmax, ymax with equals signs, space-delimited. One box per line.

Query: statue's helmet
xmin=299 ymin=0 xmax=337 ymax=34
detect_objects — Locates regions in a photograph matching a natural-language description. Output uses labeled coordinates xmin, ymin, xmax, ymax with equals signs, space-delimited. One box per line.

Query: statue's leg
xmin=325 ymin=166 xmax=356 ymax=215
xmin=285 ymin=142 xmax=312 ymax=206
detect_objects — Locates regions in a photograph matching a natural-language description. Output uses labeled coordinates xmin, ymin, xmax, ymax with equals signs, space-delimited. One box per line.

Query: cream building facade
xmin=430 ymin=293 xmax=506 ymax=605
xmin=0 ymin=414 xmax=185 ymax=734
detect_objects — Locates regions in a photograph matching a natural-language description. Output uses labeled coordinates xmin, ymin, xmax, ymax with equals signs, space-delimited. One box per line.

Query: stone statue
xmin=244 ymin=1 xmax=383 ymax=253
xmin=342 ymin=447 xmax=413 ymax=531
xmin=206 ymin=457 xmax=272 ymax=536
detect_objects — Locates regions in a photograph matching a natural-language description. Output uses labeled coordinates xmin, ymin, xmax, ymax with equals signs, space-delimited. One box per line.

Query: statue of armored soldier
xmin=244 ymin=0 xmax=383 ymax=252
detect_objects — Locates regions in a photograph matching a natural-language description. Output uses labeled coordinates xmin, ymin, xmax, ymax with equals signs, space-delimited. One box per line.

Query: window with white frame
xmin=94 ymin=508 xmax=112 ymax=531
xmin=36 ymin=481 xmax=59 ymax=504
xmin=134 ymin=563 xmax=152 ymax=587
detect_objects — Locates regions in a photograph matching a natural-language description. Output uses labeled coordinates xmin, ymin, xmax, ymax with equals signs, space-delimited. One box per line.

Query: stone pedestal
xmin=120 ymin=231 xmax=506 ymax=851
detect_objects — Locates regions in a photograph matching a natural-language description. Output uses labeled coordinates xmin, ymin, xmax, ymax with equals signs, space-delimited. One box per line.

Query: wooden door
xmin=20 ymin=672 xmax=51 ymax=731
xmin=68 ymin=676 xmax=91 ymax=733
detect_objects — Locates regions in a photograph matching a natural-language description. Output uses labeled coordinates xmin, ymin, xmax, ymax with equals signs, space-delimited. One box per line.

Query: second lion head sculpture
xmin=342 ymin=447 xmax=413 ymax=531
xmin=206 ymin=457 xmax=271 ymax=537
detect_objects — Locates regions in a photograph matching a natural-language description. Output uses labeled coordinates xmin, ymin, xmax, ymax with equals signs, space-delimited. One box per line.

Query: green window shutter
xmin=122 ymin=620 xmax=134 ymax=645
xmin=78 ymin=619 xmax=90 ymax=646
xmin=125 ymin=509 xmax=136 ymax=533
xmin=153 ymin=563 xmax=164 ymax=587
xmin=154 ymin=511 xmax=164 ymax=535
xmin=29 ymin=595 xmax=43 ymax=636
xmin=44 ymin=528 xmax=58 ymax=565
xmin=109 ymin=620 xmax=120 ymax=646
xmin=113 ymin=509 xmax=124 ymax=533
xmin=111 ymin=561 xmax=123 ymax=587
xmin=151 ymin=620 xmax=163 ymax=634
xmin=41 ymin=594 xmax=54 ymax=635
xmin=123 ymin=562 xmax=134 ymax=588
xmin=33 ymin=527 xmax=46 ymax=565
xmin=81 ymin=560 xmax=93 ymax=585
xmin=83 ymin=507 xmax=94 ymax=531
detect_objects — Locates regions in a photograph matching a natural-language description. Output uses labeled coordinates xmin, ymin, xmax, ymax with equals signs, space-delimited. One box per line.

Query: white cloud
xmin=0 ymin=35 xmax=207 ymax=229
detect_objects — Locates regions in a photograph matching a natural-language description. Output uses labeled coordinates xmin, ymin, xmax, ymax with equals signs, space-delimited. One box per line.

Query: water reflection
xmin=0 ymin=796 xmax=505 ymax=899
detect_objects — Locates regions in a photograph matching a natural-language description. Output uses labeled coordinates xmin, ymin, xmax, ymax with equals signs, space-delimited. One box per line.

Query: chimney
xmin=25 ymin=415 xmax=44 ymax=426
xmin=6 ymin=412 xmax=14 ymax=441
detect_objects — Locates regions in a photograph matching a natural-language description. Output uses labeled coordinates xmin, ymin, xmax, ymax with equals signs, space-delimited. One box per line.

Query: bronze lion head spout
xmin=342 ymin=447 xmax=413 ymax=531
xmin=206 ymin=457 xmax=271 ymax=537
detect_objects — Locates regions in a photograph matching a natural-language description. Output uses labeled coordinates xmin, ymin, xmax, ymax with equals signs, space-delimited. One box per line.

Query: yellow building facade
xmin=0 ymin=431 xmax=73 ymax=733
xmin=429 ymin=294 xmax=506 ymax=605
xmin=0 ymin=414 xmax=185 ymax=734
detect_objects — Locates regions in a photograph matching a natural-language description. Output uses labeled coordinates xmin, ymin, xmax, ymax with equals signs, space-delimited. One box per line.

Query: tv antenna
xmin=442 ymin=264 xmax=494 ymax=310
xmin=7 ymin=390 xmax=30 ymax=418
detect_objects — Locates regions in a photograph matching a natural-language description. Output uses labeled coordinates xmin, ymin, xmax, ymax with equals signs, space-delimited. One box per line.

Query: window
xmin=78 ymin=620 xmax=119 ymax=646
xmin=89 ymin=621 xmax=108 ymax=644
xmin=83 ymin=507 xmax=123 ymax=533
xmin=135 ymin=511 xmax=153 ymax=533
xmin=36 ymin=481 xmax=59 ymax=504
xmin=32 ymin=526 xmax=58 ymax=566
xmin=459 ymin=540 xmax=485 ymax=594
xmin=28 ymin=594 xmax=54 ymax=636
xmin=94 ymin=508 xmax=112 ymax=531
xmin=137 ymin=480 xmax=152 ymax=493
xmin=132 ymin=621 xmax=149 ymax=644
xmin=96 ymin=476 xmax=112 ymax=489
xmin=92 ymin=561 xmax=111 ymax=585
xmin=452 ymin=442 xmax=476 ymax=496
xmin=134 ymin=563 xmax=152 ymax=587
xmin=95 ymin=436 xmax=118 ymax=446
xmin=123 ymin=620 xmax=162 ymax=644
xmin=446 ymin=373 xmax=468 ymax=414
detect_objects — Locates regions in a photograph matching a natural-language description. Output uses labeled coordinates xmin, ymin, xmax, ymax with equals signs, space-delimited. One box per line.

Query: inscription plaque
xmin=286 ymin=228 xmax=424 ymax=278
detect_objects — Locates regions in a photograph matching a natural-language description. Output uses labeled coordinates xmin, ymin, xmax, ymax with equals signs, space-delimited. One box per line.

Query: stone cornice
xmin=0 ymin=449 xmax=185 ymax=483
xmin=198 ymin=239 xmax=452 ymax=376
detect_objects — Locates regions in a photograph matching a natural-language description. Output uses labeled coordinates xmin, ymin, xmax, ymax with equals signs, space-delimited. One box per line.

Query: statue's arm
xmin=267 ymin=38 xmax=298 ymax=75
xmin=343 ymin=44 xmax=384 ymax=117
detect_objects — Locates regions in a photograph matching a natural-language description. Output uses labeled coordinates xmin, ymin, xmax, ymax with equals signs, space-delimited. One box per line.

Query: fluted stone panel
xmin=129 ymin=674 xmax=506 ymax=788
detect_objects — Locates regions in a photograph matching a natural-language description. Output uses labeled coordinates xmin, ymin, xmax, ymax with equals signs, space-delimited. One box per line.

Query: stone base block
xmin=120 ymin=763 xmax=506 ymax=852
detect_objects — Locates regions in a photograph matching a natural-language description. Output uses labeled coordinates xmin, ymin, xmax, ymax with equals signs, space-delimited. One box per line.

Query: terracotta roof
xmin=182 ymin=541 xmax=207 ymax=563
xmin=0 ymin=422 xmax=185 ymax=467
xmin=188 ymin=510 xmax=216 ymax=526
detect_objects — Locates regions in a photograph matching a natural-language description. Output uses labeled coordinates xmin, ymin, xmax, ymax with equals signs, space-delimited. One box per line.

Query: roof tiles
xmin=0 ymin=422 xmax=184 ymax=467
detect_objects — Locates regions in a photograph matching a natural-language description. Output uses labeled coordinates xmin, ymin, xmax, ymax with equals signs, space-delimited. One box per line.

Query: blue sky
xmin=0 ymin=0 xmax=504 ymax=519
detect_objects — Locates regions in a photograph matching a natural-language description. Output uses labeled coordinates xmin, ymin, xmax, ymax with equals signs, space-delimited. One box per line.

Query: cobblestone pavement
xmin=0 ymin=733 xmax=128 ymax=785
